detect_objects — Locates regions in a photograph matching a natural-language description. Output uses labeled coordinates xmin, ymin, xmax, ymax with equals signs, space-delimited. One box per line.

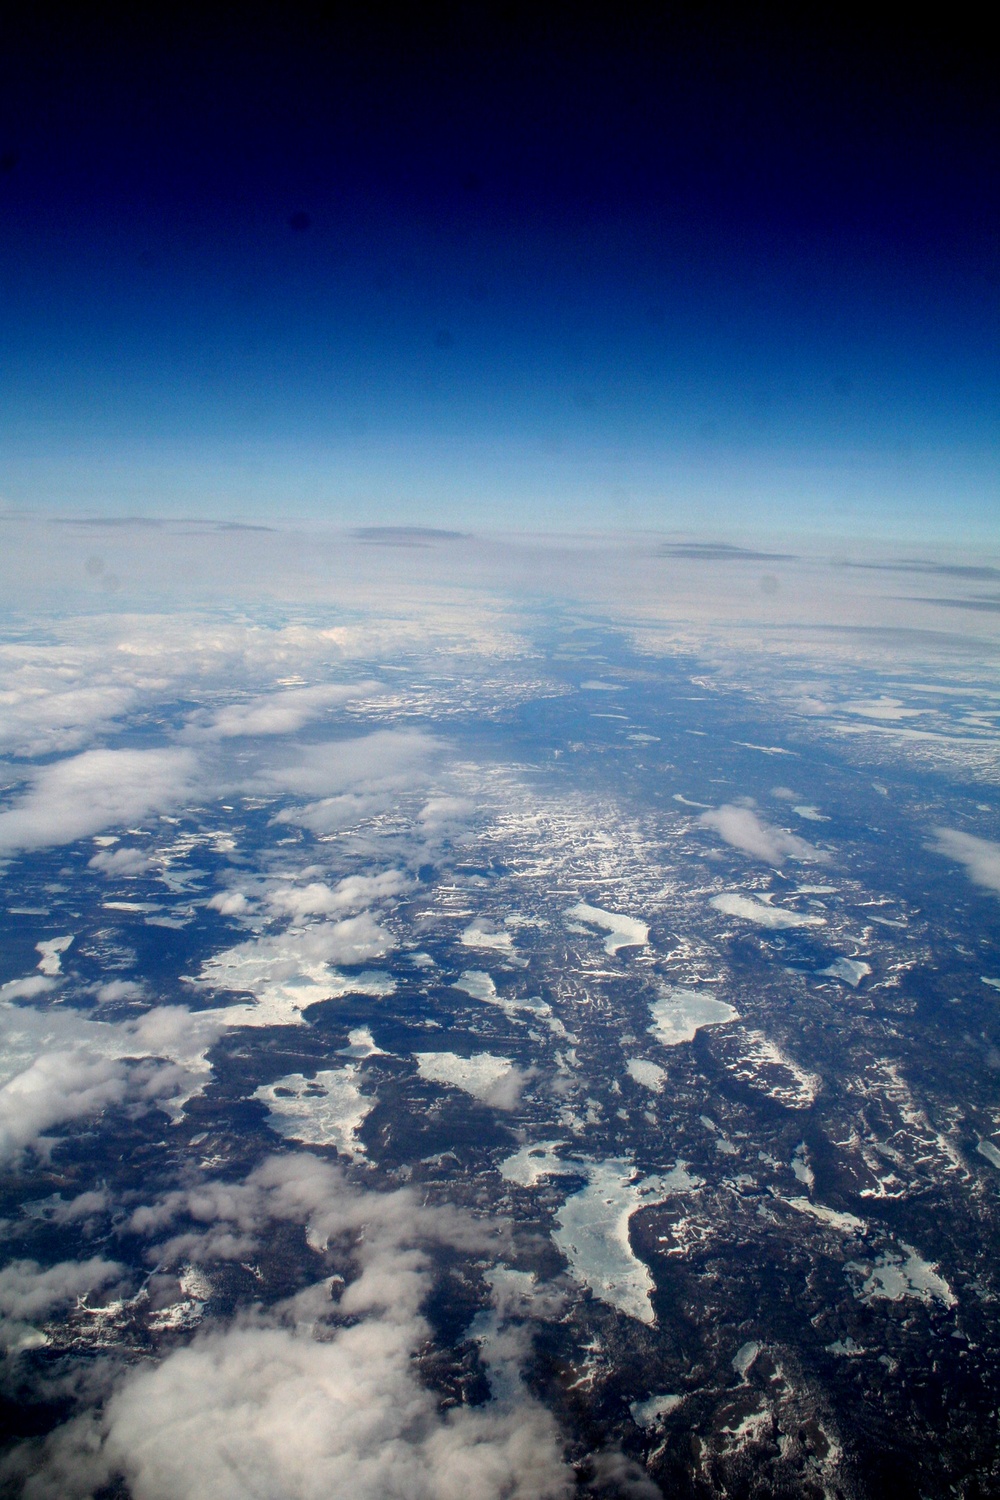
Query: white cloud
xmin=930 ymin=828 xmax=1000 ymax=895
xmin=0 ymin=1049 xmax=186 ymax=1163
xmin=277 ymin=792 xmax=387 ymax=836
xmin=88 ymin=846 xmax=154 ymax=876
xmin=418 ymin=796 xmax=476 ymax=837
xmin=40 ymin=1189 xmax=112 ymax=1223
xmin=200 ymin=915 xmax=393 ymax=992
xmin=207 ymin=889 xmax=252 ymax=916
xmin=93 ymin=979 xmax=147 ymax=1004
xmin=263 ymin=730 xmax=438 ymax=799
xmin=267 ymin=730 xmax=440 ymax=835
xmin=0 ymin=747 xmax=199 ymax=855
xmin=0 ymin=1002 xmax=235 ymax=1160
xmin=186 ymin=682 xmax=381 ymax=739
xmin=264 ymin=871 xmax=409 ymax=921
xmin=5 ymin=1155 xmax=573 ymax=1499
xmin=0 ymin=975 xmax=61 ymax=1002
xmin=0 ymin=672 xmax=138 ymax=758
xmin=76 ymin=1318 xmax=569 ymax=1500
xmin=0 ymin=1256 xmax=124 ymax=1324
xmin=697 ymin=804 xmax=825 ymax=863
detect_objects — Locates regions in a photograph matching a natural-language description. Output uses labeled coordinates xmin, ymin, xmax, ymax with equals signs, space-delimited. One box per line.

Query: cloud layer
xmin=0 ymin=748 xmax=199 ymax=855
xmin=14 ymin=1156 xmax=572 ymax=1500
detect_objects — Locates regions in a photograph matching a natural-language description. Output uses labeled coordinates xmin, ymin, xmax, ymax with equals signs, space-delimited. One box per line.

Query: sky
xmin=0 ymin=8 xmax=996 ymax=541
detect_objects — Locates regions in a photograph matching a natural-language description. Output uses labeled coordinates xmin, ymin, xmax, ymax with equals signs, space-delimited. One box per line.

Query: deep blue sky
xmin=1 ymin=7 xmax=996 ymax=538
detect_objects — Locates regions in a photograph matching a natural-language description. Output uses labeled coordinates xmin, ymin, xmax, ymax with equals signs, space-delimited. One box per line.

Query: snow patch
xmin=630 ymin=1393 xmax=683 ymax=1428
xmin=35 ymin=937 xmax=74 ymax=976
xmin=786 ymin=1198 xmax=866 ymax=1234
xmin=553 ymin=1158 xmax=699 ymax=1324
xmin=976 ymin=1137 xmax=1000 ymax=1170
xmin=461 ymin=924 xmax=516 ymax=956
xmin=846 ymin=1244 xmax=956 ymax=1308
xmin=499 ymin=1141 xmax=574 ymax=1187
xmin=453 ymin=971 xmax=561 ymax=1032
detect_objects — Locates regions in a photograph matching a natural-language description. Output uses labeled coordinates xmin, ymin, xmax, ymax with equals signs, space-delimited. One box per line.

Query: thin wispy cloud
xmin=930 ymin=828 xmax=1000 ymax=895
xmin=184 ymin=682 xmax=381 ymax=740
xmin=697 ymin=804 xmax=827 ymax=863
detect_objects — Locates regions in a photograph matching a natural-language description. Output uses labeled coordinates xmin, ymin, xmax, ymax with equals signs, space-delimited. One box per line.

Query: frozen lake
xmin=567 ymin=903 xmax=649 ymax=954
xmin=254 ymin=1066 xmax=373 ymax=1159
xmin=553 ymin=1158 xmax=699 ymax=1323
xmin=648 ymin=985 xmax=739 ymax=1046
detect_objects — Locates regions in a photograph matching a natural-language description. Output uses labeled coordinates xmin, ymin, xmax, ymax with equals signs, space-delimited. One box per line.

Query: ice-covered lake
xmin=648 ymin=985 xmax=739 ymax=1046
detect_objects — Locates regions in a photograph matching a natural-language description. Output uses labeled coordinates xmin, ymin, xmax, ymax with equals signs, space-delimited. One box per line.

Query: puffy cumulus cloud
xmin=0 ymin=748 xmax=200 ymax=855
xmin=276 ymin=790 xmax=387 ymax=836
xmin=206 ymin=888 xmax=252 ymax=916
xmin=697 ymin=804 xmax=826 ymax=863
xmin=127 ymin=1152 xmax=375 ymax=1253
xmin=267 ymin=730 xmax=439 ymax=828
xmin=0 ymin=669 xmax=138 ymax=759
xmin=930 ymin=828 xmax=1000 ymax=895
xmin=269 ymin=731 xmax=440 ymax=800
xmin=585 ymin=1449 xmax=663 ymax=1497
xmin=199 ymin=914 xmax=393 ymax=994
xmin=126 ymin=1152 xmax=492 ymax=1276
xmin=0 ymin=1049 xmax=186 ymax=1163
xmin=263 ymin=871 xmax=409 ymax=921
xmin=15 ymin=1155 xmax=571 ymax=1499
xmin=0 ymin=614 xmax=384 ymax=763
xmin=33 ymin=1189 xmax=112 ymax=1224
xmin=87 ymin=846 xmax=154 ymax=877
xmin=418 ymin=796 xmax=476 ymax=840
xmin=481 ymin=1066 xmax=532 ymax=1112
xmin=0 ymin=1003 xmax=231 ymax=1161
xmin=93 ymin=979 xmax=147 ymax=1005
xmin=0 ymin=976 xmax=60 ymax=1003
xmin=184 ymin=681 xmax=381 ymax=740
xmin=85 ymin=1321 xmax=568 ymax=1500
xmin=0 ymin=1256 xmax=124 ymax=1326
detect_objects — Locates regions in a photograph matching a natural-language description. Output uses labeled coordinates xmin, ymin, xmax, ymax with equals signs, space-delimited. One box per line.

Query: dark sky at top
xmin=1 ymin=6 xmax=996 ymax=535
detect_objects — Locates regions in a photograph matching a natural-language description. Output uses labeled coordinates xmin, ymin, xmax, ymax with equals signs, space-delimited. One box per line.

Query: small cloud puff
xmin=697 ymin=804 xmax=826 ymax=864
xmin=207 ymin=889 xmax=252 ymax=916
xmin=419 ymin=796 xmax=475 ymax=836
xmin=0 ymin=975 xmax=61 ymax=1002
xmin=930 ymin=828 xmax=1000 ymax=895
xmin=264 ymin=871 xmax=409 ymax=921
xmin=88 ymin=846 xmax=153 ymax=876
xmin=93 ymin=979 xmax=147 ymax=1004
xmin=261 ymin=729 xmax=438 ymax=800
